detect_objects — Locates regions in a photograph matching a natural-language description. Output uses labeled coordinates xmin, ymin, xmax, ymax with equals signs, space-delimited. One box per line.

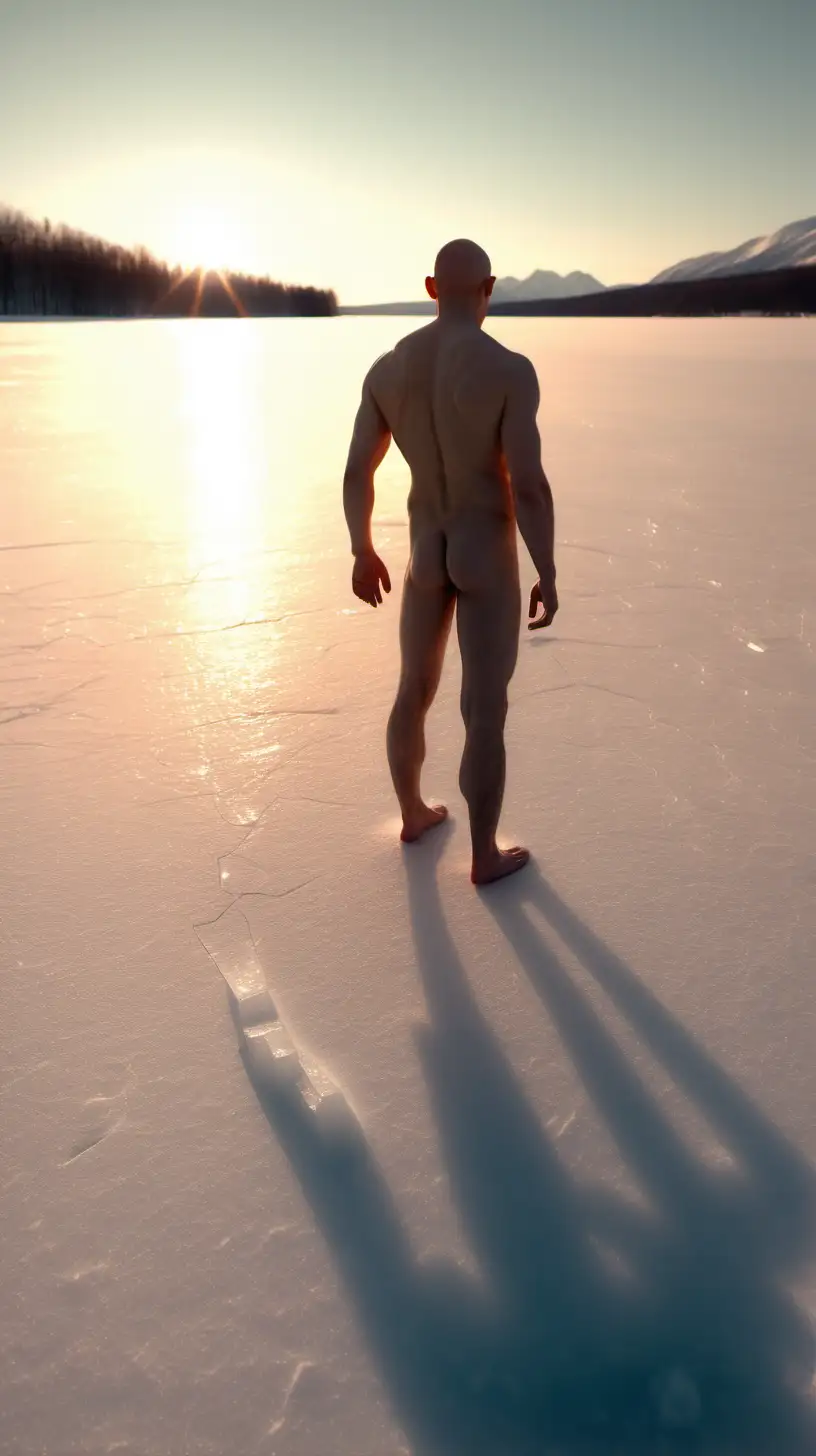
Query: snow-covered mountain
xmin=492 ymin=268 xmax=605 ymax=302
xmin=341 ymin=219 xmax=816 ymax=314
xmin=651 ymin=215 xmax=816 ymax=285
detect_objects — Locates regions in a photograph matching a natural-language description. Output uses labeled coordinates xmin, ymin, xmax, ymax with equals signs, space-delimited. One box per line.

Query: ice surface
xmin=1 ymin=317 xmax=815 ymax=1454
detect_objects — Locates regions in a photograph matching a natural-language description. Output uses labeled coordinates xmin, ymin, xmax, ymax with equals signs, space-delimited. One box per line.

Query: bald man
xmin=343 ymin=239 xmax=558 ymax=885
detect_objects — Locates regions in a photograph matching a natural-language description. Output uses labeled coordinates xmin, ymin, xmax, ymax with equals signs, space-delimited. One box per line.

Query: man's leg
xmin=387 ymin=566 xmax=455 ymax=842
xmin=457 ymin=573 xmax=525 ymax=884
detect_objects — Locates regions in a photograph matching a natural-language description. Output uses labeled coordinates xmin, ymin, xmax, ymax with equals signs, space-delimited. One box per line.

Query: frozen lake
xmin=2 ymin=316 xmax=815 ymax=1454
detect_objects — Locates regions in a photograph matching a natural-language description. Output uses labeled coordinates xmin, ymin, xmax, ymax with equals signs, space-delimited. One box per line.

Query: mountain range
xmin=650 ymin=215 xmax=816 ymax=285
xmin=492 ymin=268 xmax=604 ymax=302
xmin=338 ymin=215 xmax=815 ymax=312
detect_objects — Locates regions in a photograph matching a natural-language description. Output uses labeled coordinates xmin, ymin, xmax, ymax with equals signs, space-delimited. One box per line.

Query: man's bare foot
xmin=471 ymin=846 xmax=530 ymax=885
xmin=400 ymin=803 xmax=448 ymax=844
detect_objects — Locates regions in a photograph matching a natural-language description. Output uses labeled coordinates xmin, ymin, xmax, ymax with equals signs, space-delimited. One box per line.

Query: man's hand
xmin=528 ymin=573 xmax=558 ymax=630
xmin=352 ymin=548 xmax=392 ymax=608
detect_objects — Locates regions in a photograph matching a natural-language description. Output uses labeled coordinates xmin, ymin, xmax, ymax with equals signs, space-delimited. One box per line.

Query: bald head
xmin=425 ymin=238 xmax=495 ymax=324
xmin=433 ymin=238 xmax=492 ymax=298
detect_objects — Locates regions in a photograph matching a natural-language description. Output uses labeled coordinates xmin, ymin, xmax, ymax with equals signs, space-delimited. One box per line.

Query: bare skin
xmin=343 ymin=239 xmax=558 ymax=884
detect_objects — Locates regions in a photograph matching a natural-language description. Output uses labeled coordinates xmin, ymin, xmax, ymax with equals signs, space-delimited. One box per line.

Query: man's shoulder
xmin=367 ymin=326 xmax=426 ymax=376
xmin=363 ymin=347 xmax=398 ymax=400
xmin=480 ymin=333 xmax=536 ymax=377
xmin=498 ymin=347 xmax=539 ymax=398
xmin=499 ymin=343 xmax=537 ymax=375
xmin=367 ymin=325 xmax=431 ymax=397
xmin=365 ymin=325 xmax=534 ymax=389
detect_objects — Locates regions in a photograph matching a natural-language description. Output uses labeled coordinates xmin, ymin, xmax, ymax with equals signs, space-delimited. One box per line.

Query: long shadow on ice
xmin=247 ymin=837 xmax=816 ymax=1454
xmin=479 ymin=864 xmax=816 ymax=1451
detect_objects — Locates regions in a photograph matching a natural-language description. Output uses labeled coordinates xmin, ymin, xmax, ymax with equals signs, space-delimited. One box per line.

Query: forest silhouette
xmin=0 ymin=207 xmax=336 ymax=318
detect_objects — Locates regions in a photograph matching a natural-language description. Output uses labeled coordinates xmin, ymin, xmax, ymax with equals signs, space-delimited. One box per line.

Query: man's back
xmin=371 ymin=320 xmax=517 ymax=528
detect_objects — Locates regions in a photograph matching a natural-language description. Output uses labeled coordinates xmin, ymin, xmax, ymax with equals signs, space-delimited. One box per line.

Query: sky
xmin=0 ymin=0 xmax=813 ymax=303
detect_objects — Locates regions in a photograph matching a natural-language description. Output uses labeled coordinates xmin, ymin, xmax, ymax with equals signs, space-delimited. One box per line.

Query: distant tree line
xmin=0 ymin=208 xmax=337 ymax=318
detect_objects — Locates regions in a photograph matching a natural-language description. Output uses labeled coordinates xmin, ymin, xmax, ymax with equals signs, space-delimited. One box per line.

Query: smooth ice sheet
xmin=1 ymin=317 xmax=815 ymax=1454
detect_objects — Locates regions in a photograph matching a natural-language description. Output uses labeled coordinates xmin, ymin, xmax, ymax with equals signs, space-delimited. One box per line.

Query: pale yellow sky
xmin=2 ymin=0 xmax=814 ymax=303
xmin=30 ymin=143 xmax=632 ymax=303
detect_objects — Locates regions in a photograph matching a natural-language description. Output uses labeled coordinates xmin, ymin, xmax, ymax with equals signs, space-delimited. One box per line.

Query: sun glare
xmin=168 ymin=204 xmax=250 ymax=273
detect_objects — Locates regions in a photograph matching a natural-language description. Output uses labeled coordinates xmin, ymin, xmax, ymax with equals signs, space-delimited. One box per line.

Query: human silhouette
xmin=342 ymin=239 xmax=558 ymax=883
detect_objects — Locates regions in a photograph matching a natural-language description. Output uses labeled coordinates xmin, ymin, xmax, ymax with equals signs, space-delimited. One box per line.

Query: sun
xmin=168 ymin=203 xmax=250 ymax=273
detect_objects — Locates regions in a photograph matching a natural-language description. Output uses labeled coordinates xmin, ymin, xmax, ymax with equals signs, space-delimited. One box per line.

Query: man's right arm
xmin=500 ymin=354 xmax=558 ymax=627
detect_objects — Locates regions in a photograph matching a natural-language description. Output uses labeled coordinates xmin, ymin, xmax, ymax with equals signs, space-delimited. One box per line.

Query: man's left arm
xmin=343 ymin=369 xmax=393 ymax=607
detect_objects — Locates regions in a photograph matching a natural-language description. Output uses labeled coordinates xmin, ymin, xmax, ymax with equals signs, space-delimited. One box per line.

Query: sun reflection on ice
xmin=174 ymin=322 xmax=277 ymax=791
xmin=179 ymin=321 xmax=264 ymax=605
